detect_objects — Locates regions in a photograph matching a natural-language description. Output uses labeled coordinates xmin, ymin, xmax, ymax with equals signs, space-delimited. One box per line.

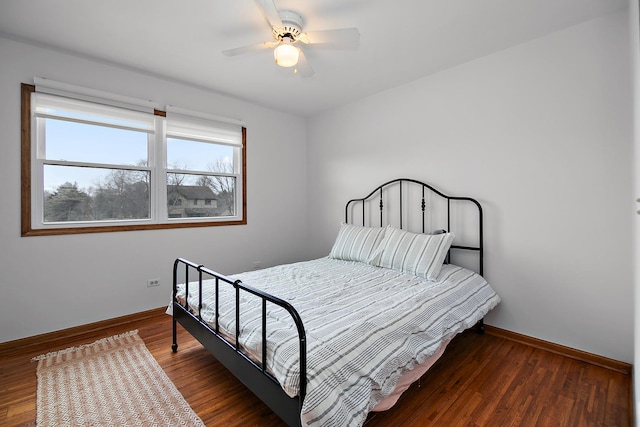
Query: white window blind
xmin=33 ymin=92 xmax=156 ymax=134
xmin=166 ymin=112 xmax=243 ymax=146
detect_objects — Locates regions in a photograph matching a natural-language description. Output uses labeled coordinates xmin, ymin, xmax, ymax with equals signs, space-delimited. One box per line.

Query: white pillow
xmin=329 ymin=223 xmax=387 ymax=264
xmin=375 ymin=227 xmax=454 ymax=280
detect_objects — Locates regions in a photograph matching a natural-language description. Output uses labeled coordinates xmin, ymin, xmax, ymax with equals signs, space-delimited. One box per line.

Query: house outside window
xmin=166 ymin=185 xmax=226 ymax=217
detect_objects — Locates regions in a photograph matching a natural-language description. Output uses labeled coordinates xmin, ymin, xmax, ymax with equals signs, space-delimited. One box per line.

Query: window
xmin=21 ymin=83 xmax=246 ymax=236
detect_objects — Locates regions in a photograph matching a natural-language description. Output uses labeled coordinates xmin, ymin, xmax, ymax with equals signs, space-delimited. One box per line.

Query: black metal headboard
xmin=345 ymin=178 xmax=484 ymax=276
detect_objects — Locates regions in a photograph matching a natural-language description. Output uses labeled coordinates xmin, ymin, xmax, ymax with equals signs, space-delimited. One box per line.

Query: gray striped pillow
xmin=375 ymin=227 xmax=454 ymax=280
xmin=329 ymin=223 xmax=387 ymax=264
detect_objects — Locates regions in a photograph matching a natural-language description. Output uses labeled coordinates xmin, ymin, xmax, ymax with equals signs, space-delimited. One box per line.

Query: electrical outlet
xmin=147 ymin=278 xmax=160 ymax=287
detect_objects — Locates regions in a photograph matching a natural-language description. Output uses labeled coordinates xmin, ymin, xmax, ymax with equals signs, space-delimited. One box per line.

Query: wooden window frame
xmin=21 ymin=83 xmax=247 ymax=236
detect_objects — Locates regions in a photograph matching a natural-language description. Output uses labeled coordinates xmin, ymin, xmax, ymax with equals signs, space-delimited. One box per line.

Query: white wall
xmin=307 ymin=11 xmax=634 ymax=363
xmin=0 ymin=37 xmax=310 ymax=343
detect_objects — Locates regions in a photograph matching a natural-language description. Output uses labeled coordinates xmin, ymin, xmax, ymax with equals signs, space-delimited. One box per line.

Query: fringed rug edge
xmin=31 ymin=329 xmax=139 ymax=362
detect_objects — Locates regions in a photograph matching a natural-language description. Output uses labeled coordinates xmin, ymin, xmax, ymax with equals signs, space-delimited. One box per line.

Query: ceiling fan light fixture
xmin=274 ymin=38 xmax=299 ymax=67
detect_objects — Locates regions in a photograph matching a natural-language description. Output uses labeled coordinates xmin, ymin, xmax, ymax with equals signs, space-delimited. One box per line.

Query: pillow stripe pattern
xmin=376 ymin=227 xmax=454 ymax=280
xmin=329 ymin=223 xmax=386 ymax=264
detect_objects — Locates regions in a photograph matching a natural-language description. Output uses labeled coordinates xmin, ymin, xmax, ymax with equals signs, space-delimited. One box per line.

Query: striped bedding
xmin=174 ymin=257 xmax=500 ymax=427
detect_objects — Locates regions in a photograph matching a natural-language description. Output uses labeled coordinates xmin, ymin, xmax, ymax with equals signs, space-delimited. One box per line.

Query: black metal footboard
xmin=171 ymin=258 xmax=307 ymax=427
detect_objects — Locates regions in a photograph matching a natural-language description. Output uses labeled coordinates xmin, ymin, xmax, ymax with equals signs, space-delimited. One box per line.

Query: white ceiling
xmin=0 ymin=0 xmax=628 ymax=117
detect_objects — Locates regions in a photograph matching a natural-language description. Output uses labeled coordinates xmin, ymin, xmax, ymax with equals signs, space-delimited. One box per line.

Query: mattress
xmin=172 ymin=257 xmax=500 ymax=427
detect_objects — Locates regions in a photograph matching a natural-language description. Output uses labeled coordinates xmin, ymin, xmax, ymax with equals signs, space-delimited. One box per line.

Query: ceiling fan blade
xmin=294 ymin=48 xmax=314 ymax=78
xmin=301 ymin=28 xmax=360 ymax=49
xmin=222 ymin=42 xmax=276 ymax=57
xmin=254 ymin=0 xmax=283 ymax=29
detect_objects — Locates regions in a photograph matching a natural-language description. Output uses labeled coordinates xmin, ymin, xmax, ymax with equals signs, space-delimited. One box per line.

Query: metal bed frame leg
xmin=477 ymin=318 xmax=485 ymax=334
xmin=172 ymin=316 xmax=178 ymax=352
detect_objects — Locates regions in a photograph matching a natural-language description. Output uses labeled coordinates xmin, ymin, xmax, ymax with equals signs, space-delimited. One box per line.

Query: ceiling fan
xmin=222 ymin=0 xmax=360 ymax=77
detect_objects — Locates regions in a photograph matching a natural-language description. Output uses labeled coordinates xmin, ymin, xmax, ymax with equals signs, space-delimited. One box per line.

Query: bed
xmin=170 ymin=178 xmax=500 ymax=427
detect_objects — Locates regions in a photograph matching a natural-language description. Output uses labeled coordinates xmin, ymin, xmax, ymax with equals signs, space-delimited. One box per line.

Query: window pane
xmin=43 ymin=165 xmax=150 ymax=222
xmin=45 ymin=118 xmax=148 ymax=166
xmin=167 ymin=173 xmax=235 ymax=218
xmin=167 ymin=137 xmax=234 ymax=172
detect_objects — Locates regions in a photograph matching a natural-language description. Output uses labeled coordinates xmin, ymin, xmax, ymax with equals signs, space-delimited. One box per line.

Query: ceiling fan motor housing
xmin=273 ymin=10 xmax=304 ymax=41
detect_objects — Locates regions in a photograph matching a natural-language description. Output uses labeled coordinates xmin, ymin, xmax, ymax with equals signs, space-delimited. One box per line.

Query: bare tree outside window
xmin=194 ymin=159 xmax=236 ymax=216
xmin=44 ymin=167 xmax=150 ymax=222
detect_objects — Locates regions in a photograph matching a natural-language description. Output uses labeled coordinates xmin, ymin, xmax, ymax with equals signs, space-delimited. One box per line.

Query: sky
xmin=43 ymin=118 xmax=234 ymax=192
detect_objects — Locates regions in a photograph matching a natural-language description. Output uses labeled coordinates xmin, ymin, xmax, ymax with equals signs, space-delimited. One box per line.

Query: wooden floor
xmin=0 ymin=310 xmax=632 ymax=427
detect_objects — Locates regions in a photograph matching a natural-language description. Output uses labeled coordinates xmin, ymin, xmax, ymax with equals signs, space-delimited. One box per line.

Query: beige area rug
xmin=33 ymin=330 xmax=205 ymax=427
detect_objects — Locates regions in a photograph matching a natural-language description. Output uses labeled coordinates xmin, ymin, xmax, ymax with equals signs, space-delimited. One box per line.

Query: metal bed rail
xmin=171 ymin=257 xmax=307 ymax=425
